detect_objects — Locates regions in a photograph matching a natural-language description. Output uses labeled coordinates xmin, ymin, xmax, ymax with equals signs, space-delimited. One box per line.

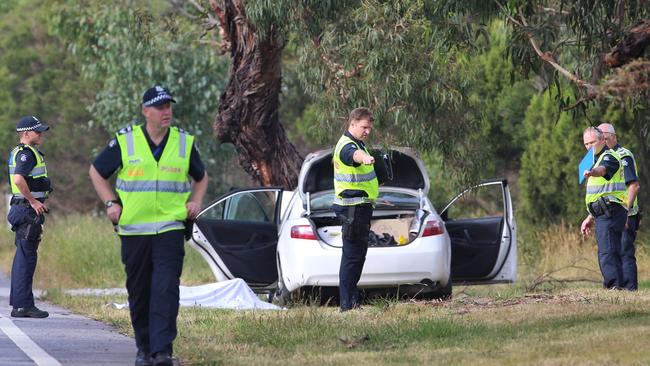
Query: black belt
xmin=10 ymin=197 xmax=44 ymax=206
xmin=588 ymin=197 xmax=622 ymax=218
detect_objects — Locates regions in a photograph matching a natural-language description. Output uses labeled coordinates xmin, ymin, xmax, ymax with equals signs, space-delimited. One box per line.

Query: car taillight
xmin=422 ymin=219 xmax=444 ymax=237
xmin=291 ymin=225 xmax=317 ymax=240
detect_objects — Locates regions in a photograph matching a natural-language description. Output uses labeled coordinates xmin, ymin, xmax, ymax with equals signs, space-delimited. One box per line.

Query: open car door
xmin=440 ymin=179 xmax=517 ymax=284
xmin=189 ymin=188 xmax=283 ymax=289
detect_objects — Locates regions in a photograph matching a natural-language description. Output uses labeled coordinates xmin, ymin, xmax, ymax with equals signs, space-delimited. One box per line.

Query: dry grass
xmin=48 ymin=286 xmax=650 ymax=366
xmin=519 ymin=220 xmax=649 ymax=291
xmin=3 ymin=212 xmax=650 ymax=365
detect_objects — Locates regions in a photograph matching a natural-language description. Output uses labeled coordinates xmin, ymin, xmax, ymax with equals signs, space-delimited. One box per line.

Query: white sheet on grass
xmin=179 ymin=278 xmax=282 ymax=310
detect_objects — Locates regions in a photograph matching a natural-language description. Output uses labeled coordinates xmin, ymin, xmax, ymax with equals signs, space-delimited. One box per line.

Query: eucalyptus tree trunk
xmin=210 ymin=0 xmax=302 ymax=189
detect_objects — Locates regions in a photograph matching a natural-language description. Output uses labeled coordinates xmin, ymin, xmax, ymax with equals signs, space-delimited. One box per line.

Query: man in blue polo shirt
xmin=599 ymin=122 xmax=641 ymax=291
xmin=580 ymin=126 xmax=627 ymax=289
xmin=332 ymin=107 xmax=378 ymax=311
xmin=89 ymin=85 xmax=208 ymax=366
xmin=6 ymin=116 xmax=52 ymax=318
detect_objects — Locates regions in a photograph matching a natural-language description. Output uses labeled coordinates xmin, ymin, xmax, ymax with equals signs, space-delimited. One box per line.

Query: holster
xmin=337 ymin=206 xmax=356 ymax=240
xmin=339 ymin=205 xmax=373 ymax=241
xmin=588 ymin=197 xmax=612 ymax=218
xmin=184 ymin=219 xmax=194 ymax=241
xmin=24 ymin=221 xmax=43 ymax=241
xmin=20 ymin=213 xmax=43 ymax=241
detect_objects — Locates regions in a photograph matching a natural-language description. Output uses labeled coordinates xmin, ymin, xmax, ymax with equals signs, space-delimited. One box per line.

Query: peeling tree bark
xmin=210 ymin=0 xmax=302 ymax=189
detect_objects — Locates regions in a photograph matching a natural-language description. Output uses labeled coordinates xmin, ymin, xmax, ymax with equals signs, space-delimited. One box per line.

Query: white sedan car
xmin=189 ymin=148 xmax=516 ymax=303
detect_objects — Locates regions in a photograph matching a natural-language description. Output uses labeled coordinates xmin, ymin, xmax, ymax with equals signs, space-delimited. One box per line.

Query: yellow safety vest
xmin=333 ymin=135 xmax=378 ymax=205
xmin=616 ymin=146 xmax=639 ymax=216
xmin=585 ymin=148 xmax=627 ymax=211
xmin=116 ymin=125 xmax=193 ymax=235
xmin=8 ymin=144 xmax=49 ymax=199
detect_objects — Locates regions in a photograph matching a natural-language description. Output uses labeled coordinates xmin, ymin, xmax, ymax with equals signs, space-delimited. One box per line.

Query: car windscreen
xmin=311 ymin=191 xmax=420 ymax=211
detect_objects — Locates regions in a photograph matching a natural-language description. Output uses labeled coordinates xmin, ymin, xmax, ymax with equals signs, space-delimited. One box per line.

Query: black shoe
xmin=152 ymin=351 xmax=173 ymax=366
xmin=135 ymin=350 xmax=153 ymax=366
xmin=11 ymin=306 xmax=49 ymax=318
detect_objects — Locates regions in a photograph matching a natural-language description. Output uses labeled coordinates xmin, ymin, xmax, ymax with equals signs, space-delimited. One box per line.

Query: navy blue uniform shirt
xmin=595 ymin=147 xmax=620 ymax=181
xmin=92 ymin=126 xmax=205 ymax=181
xmin=612 ymin=144 xmax=639 ymax=186
xmin=339 ymin=131 xmax=364 ymax=167
xmin=9 ymin=145 xmax=51 ymax=195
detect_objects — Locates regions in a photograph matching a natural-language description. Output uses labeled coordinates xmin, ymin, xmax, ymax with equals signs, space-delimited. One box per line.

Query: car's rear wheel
xmin=433 ymin=280 xmax=452 ymax=300
xmin=274 ymin=257 xmax=292 ymax=306
xmin=402 ymin=279 xmax=452 ymax=301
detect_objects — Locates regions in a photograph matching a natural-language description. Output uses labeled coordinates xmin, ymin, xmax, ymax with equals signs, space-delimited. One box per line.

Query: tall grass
xmin=518 ymin=218 xmax=648 ymax=290
xmin=0 ymin=213 xmax=214 ymax=289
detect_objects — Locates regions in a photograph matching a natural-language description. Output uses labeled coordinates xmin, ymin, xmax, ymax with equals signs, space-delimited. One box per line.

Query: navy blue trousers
xmin=594 ymin=204 xmax=627 ymax=289
xmin=621 ymin=214 xmax=639 ymax=290
xmin=10 ymin=225 xmax=40 ymax=309
xmin=334 ymin=204 xmax=373 ymax=310
xmin=121 ymin=230 xmax=185 ymax=356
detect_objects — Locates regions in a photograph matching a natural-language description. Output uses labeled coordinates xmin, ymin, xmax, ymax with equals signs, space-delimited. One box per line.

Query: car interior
xmin=446 ymin=216 xmax=505 ymax=279
xmin=442 ymin=181 xmax=511 ymax=281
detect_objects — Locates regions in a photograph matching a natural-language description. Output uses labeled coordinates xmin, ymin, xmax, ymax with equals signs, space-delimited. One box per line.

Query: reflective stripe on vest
xmin=116 ymin=125 xmax=192 ymax=235
xmin=119 ymin=221 xmax=185 ymax=235
xmin=585 ymin=148 xmax=627 ymax=210
xmin=334 ymin=171 xmax=377 ymax=183
xmin=616 ymin=146 xmax=640 ymax=216
xmin=8 ymin=144 xmax=49 ymax=199
xmin=115 ymin=179 xmax=191 ymax=193
xmin=333 ymin=135 xmax=378 ymax=206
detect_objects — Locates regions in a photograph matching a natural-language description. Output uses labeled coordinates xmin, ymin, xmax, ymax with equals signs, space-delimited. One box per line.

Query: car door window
xmin=193 ymin=188 xmax=282 ymax=285
xmin=202 ymin=190 xmax=278 ymax=223
xmin=442 ymin=180 xmax=513 ymax=281
xmin=443 ymin=183 xmax=504 ymax=220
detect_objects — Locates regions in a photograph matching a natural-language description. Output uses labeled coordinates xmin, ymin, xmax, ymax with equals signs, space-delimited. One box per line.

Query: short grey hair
xmin=598 ymin=122 xmax=616 ymax=135
xmin=583 ymin=126 xmax=604 ymax=141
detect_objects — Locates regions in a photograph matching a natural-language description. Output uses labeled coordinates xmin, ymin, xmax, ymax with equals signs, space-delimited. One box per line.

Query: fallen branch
xmin=526 ymin=260 xmax=600 ymax=292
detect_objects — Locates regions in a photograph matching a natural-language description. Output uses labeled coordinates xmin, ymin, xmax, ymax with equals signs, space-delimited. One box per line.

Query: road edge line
xmin=0 ymin=315 xmax=61 ymax=366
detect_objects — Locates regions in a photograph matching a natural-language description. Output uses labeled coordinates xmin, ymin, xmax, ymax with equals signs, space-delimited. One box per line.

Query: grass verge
xmin=47 ymin=287 xmax=650 ymax=365
xmin=1 ymin=213 xmax=649 ymax=365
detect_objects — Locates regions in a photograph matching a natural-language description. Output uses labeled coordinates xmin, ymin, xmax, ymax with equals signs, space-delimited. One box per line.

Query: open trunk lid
xmin=297 ymin=147 xmax=429 ymax=204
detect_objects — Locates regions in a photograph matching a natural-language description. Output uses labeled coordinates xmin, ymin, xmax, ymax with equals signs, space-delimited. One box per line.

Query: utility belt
xmin=335 ymin=203 xmax=373 ymax=241
xmin=10 ymin=197 xmax=45 ymax=206
xmin=10 ymin=197 xmax=32 ymax=206
xmin=587 ymin=197 xmax=623 ymax=218
xmin=7 ymin=202 xmax=44 ymax=241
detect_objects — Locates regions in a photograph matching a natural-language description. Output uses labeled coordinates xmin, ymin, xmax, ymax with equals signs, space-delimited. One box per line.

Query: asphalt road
xmin=0 ymin=271 xmax=136 ymax=366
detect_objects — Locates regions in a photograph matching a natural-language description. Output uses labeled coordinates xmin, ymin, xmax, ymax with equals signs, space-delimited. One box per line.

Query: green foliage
xmin=244 ymin=0 xmax=483 ymax=184
xmin=0 ymin=0 xmax=105 ymax=212
xmin=50 ymin=1 xmax=242 ymax=195
xmin=519 ymin=87 xmax=588 ymax=223
xmin=463 ymin=21 xmax=535 ymax=175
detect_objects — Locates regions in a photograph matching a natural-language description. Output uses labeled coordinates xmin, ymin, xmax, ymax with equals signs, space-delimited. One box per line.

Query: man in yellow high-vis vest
xmin=89 ymin=86 xmax=208 ymax=366
xmin=580 ymin=126 xmax=627 ymax=289
xmin=599 ymin=122 xmax=641 ymax=291
xmin=332 ymin=107 xmax=378 ymax=311
xmin=6 ymin=116 xmax=51 ymax=319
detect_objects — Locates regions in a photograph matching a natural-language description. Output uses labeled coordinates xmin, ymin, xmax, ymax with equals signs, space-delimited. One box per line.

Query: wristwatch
xmin=104 ymin=200 xmax=120 ymax=208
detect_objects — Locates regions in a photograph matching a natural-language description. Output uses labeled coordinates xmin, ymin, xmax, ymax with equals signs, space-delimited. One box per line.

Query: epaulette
xmin=117 ymin=125 xmax=134 ymax=135
xmin=176 ymin=126 xmax=187 ymax=134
